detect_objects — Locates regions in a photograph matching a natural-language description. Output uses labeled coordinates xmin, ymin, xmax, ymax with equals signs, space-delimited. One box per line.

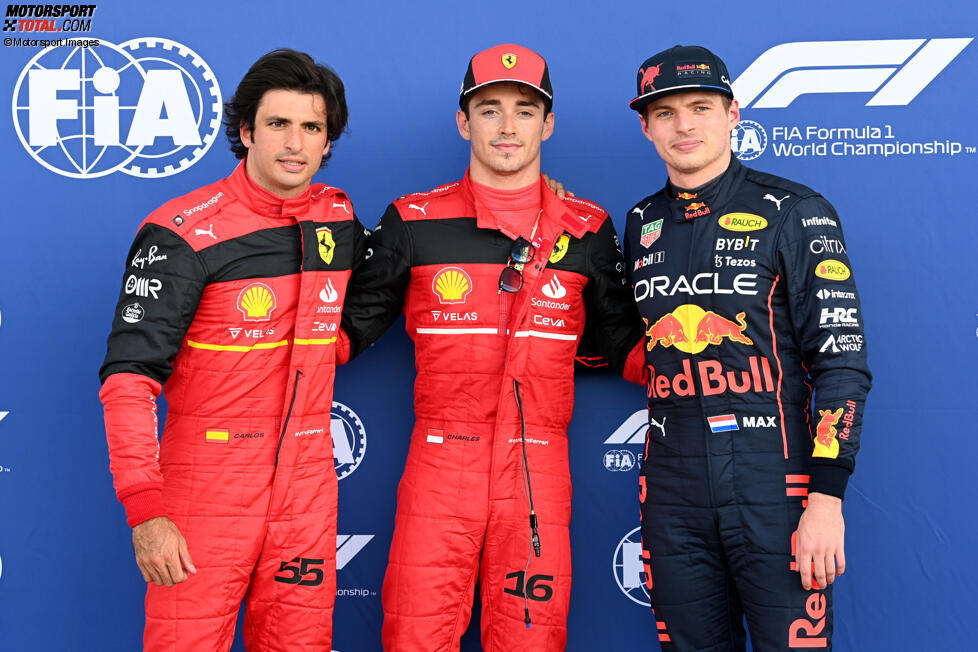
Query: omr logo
xmin=733 ymin=38 xmax=972 ymax=108
xmin=12 ymin=37 xmax=222 ymax=178
xmin=612 ymin=527 xmax=650 ymax=607
xmin=331 ymin=402 xmax=367 ymax=480
xmin=336 ymin=534 xmax=373 ymax=570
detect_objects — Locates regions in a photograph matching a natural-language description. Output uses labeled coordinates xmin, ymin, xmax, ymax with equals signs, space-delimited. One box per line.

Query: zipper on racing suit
xmin=275 ymin=369 xmax=303 ymax=467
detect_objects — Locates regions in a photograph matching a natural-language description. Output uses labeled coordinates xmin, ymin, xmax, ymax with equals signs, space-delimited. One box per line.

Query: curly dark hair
xmin=224 ymin=49 xmax=348 ymax=166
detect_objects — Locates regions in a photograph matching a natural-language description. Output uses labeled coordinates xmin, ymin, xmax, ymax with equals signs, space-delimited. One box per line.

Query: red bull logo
xmin=639 ymin=63 xmax=662 ymax=91
xmin=648 ymin=356 xmax=775 ymax=399
xmin=676 ymin=192 xmax=697 ymax=200
xmin=813 ymin=408 xmax=843 ymax=459
xmin=644 ymin=305 xmax=753 ymax=353
xmin=684 ymin=202 xmax=711 ymax=219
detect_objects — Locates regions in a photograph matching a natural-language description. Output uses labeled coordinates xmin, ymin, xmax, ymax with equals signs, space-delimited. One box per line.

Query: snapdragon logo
xmin=12 ymin=37 xmax=222 ymax=178
xmin=733 ymin=38 xmax=972 ymax=108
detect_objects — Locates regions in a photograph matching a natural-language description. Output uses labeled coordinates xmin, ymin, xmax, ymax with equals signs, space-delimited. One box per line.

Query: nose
xmin=673 ymin=109 xmax=694 ymax=134
xmin=499 ymin=110 xmax=517 ymax=136
xmin=283 ymin=125 xmax=303 ymax=151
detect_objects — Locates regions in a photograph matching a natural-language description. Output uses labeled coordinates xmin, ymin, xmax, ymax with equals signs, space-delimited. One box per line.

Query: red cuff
xmin=336 ymin=328 xmax=351 ymax=365
xmin=622 ymin=339 xmax=648 ymax=386
xmin=119 ymin=484 xmax=167 ymax=528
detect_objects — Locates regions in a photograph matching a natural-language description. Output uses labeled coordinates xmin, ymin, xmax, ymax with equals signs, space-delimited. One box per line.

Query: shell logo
xmin=719 ymin=213 xmax=768 ymax=232
xmin=432 ymin=267 xmax=473 ymax=304
xmin=815 ymin=260 xmax=851 ymax=281
xmin=237 ymin=283 xmax=277 ymax=321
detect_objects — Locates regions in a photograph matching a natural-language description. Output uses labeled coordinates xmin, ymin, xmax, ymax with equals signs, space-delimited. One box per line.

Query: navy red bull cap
xmin=629 ymin=44 xmax=733 ymax=113
xmin=460 ymin=43 xmax=553 ymax=111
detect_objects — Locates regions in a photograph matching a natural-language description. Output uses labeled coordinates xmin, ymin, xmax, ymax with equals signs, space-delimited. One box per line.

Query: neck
xmin=468 ymin=158 xmax=541 ymax=190
xmin=668 ymin=149 xmax=732 ymax=190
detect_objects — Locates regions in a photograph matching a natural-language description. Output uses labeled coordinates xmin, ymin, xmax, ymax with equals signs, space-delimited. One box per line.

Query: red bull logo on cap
xmin=644 ymin=305 xmax=753 ymax=354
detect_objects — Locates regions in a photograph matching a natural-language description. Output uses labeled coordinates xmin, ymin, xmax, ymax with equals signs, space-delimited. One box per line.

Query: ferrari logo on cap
xmin=502 ymin=53 xmax=517 ymax=69
xmin=317 ymin=226 xmax=336 ymax=265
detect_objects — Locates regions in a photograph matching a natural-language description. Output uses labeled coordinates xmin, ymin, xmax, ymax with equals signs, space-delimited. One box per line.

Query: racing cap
xmin=629 ymin=45 xmax=733 ymax=113
xmin=460 ymin=43 xmax=553 ymax=111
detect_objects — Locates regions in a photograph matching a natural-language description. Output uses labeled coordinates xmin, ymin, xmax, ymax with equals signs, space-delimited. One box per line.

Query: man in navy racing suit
xmin=624 ymin=44 xmax=871 ymax=651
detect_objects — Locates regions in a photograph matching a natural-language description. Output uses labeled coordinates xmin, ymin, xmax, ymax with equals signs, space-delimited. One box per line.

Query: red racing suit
xmin=338 ymin=173 xmax=645 ymax=651
xmin=99 ymin=161 xmax=368 ymax=651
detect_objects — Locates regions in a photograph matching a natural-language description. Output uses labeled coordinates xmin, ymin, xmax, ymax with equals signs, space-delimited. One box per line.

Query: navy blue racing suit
xmin=625 ymin=157 xmax=871 ymax=651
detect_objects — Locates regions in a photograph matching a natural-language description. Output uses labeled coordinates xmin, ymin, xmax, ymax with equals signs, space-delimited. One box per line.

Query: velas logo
xmin=719 ymin=213 xmax=768 ymax=232
xmin=432 ymin=267 xmax=472 ymax=304
xmin=12 ymin=37 xmax=222 ymax=178
xmin=612 ymin=526 xmax=650 ymax=607
xmin=640 ymin=219 xmax=663 ymax=248
xmin=316 ymin=226 xmax=335 ymax=265
xmin=549 ymin=234 xmax=569 ymax=263
xmin=732 ymin=38 xmax=972 ymax=108
xmin=731 ymin=120 xmax=768 ymax=161
xmin=331 ymin=401 xmax=367 ymax=480
xmin=541 ymin=274 xmax=566 ymax=299
xmin=644 ymin=305 xmax=753 ymax=354
xmin=813 ymin=408 xmax=844 ymax=458
xmin=237 ymin=283 xmax=277 ymax=321
xmin=815 ymin=260 xmax=851 ymax=281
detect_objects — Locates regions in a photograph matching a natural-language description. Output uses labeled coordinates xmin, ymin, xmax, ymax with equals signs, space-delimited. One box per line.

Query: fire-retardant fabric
xmin=339 ymin=172 xmax=645 ymax=651
xmin=624 ymin=158 xmax=871 ymax=650
xmin=99 ymin=161 xmax=368 ymax=651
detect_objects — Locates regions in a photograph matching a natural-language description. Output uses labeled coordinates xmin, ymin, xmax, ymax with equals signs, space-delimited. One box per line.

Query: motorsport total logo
xmin=4 ymin=4 xmax=95 ymax=33
xmin=729 ymin=38 xmax=974 ymax=161
xmin=12 ymin=36 xmax=222 ymax=178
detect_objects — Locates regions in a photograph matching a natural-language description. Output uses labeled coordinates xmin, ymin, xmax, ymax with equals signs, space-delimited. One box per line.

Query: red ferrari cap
xmin=460 ymin=43 xmax=553 ymax=110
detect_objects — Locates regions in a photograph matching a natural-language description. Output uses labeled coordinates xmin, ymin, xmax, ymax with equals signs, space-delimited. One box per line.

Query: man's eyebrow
xmin=472 ymin=98 xmax=503 ymax=109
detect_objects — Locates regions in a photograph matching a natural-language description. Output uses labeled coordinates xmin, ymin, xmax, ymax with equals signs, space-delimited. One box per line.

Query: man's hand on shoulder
xmin=795 ymin=492 xmax=845 ymax=590
xmin=542 ymin=173 xmax=574 ymax=199
xmin=132 ymin=516 xmax=197 ymax=587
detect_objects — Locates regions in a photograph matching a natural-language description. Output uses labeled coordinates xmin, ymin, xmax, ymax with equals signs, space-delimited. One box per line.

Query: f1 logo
xmin=733 ymin=38 xmax=972 ymax=108
xmin=336 ymin=534 xmax=373 ymax=570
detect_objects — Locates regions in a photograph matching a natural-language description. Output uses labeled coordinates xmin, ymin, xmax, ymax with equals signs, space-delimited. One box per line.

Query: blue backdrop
xmin=1 ymin=1 xmax=976 ymax=649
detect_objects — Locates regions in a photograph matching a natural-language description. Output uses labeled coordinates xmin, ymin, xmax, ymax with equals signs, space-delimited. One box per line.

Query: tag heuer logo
xmin=640 ymin=219 xmax=663 ymax=248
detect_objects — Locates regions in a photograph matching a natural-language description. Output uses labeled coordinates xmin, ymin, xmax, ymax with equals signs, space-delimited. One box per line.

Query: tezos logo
xmin=732 ymin=120 xmax=767 ymax=160
xmin=332 ymin=401 xmax=367 ymax=480
xmin=12 ymin=37 xmax=222 ymax=178
xmin=612 ymin=527 xmax=650 ymax=607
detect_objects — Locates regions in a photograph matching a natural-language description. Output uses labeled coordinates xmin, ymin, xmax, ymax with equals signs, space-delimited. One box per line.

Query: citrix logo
xmin=733 ymin=38 xmax=972 ymax=108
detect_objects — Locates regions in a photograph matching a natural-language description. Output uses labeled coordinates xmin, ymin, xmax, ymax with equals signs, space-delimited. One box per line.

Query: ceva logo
xmin=733 ymin=38 xmax=972 ymax=108
xmin=12 ymin=37 xmax=222 ymax=178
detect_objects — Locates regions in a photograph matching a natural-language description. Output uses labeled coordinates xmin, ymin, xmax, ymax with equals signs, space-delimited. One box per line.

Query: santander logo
xmin=541 ymin=274 xmax=567 ymax=299
xmin=320 ymin=278 xmax=339 ymax=303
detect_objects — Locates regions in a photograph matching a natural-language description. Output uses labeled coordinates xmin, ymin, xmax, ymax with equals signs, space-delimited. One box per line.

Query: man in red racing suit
xmin=337 ymin=44 xmax=645 ymax=650
xmin=99 ymin=50 xmax=368 ymax=651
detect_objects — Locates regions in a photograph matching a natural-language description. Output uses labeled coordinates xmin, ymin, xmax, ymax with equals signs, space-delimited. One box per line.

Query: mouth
xmin=672 ymin=139 xmax=702 ymax=153
xmin=491 ymin=141 xmax=522 ymax=154
xmin=278 ymin=158 xmax=307 ymax=172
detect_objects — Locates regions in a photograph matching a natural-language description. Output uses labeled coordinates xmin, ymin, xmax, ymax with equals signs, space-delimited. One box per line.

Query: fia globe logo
xmin=731 ymin=119 xmax=768 ymax=161
xmin=612 ymin=527 xmax=650 ymax=606
xmin=12 ymin=37 xmax=222 ymax=178
xmin=331 ymin=402 xmax=367 ymax=480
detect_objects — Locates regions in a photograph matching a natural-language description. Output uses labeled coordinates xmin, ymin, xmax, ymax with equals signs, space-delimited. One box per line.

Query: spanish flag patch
xmin=205 ymin=428 xmax=230 ymax=444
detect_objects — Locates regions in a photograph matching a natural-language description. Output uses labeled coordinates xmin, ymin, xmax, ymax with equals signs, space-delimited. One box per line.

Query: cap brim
xmin=460 ymin=79 xmax=553 ymax=108
xmin=629 ymin=84 xmax=733 ymax=112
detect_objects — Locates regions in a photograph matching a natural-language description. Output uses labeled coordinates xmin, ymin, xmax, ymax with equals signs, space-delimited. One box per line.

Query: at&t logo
xmin=12 ymin=37 xmax=222 ymax=178
xmin=331 ymin=401 xmax=367 ymax=480
xmin=612 ymin=527 xmax=650 ymax=607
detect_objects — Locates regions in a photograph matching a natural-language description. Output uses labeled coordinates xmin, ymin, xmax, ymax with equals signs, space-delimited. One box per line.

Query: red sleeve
xmin=99 ymin=372 xmax=167 ymax=527
xmin=622 ymin=339 xmax=648 ymax=386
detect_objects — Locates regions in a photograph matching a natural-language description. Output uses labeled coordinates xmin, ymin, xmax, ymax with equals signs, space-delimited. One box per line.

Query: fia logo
xmin=731 ymin=120 xmax=768 ymax=161
xmin=612 ymin=527 xmax=650 ymax=607
xmin=12 ymin=37 xmax=222 ymax=178
xmin=331 ymin=401 xmax=367 ymax=480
